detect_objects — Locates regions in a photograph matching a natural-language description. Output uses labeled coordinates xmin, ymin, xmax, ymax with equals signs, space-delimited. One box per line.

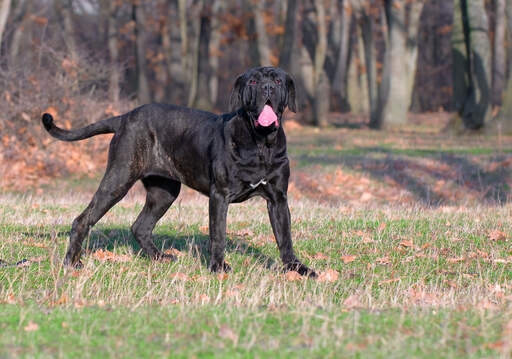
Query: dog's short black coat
xmin=42 ymin=66 xmax=315 ymax=276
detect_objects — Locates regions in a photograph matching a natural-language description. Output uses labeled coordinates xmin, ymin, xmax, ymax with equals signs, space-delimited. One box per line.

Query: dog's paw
xmin=283 ymin=261 xmax=316 ymax=278
xmin=209 ymin=261 xmax=231 ymax=273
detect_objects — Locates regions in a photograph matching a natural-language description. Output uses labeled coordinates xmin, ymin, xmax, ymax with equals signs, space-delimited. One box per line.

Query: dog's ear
xmin=286 ymin=74 xmax=297 ymax=113
xmin=229 ymin=73 xmax=247 ymax=111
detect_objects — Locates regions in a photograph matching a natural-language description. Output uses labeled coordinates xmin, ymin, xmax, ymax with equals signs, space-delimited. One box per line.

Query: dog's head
xmin=229 ymin=67 xmax=297 ymax=133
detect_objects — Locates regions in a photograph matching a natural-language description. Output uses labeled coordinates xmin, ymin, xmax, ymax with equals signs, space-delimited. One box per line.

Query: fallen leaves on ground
xmin=164 ymin=248 xmax=185 ymax=257
xmin=317 ymin=269 xmax=339 ymax=283
xmin=284 ymin=271 xmax=303 ymax=281
xmin=489 ymin=230 xmax=507 ymax=242
xmin=341 ymin=255 xmax=357 ymax=264
xmin=399 ymin=240 xmax=414 ymax=248
xmin=92 ymin=249 xmax=132 ymax=263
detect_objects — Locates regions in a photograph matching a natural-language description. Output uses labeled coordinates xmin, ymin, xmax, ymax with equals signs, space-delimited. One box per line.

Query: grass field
xmin=1 ymin=121 xmax=512 ymax=358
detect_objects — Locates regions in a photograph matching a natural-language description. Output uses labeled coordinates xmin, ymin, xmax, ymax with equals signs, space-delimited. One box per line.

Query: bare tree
xmin=0 ymin=0 xmax=11 ymax=51
xmin=501 ymin=0 xmax=512 ymax=132
xmin=301 ymin=0 xmax=329 ymax=127
xmin=133 ymin=1 xmax=151 ymax=104
xmin=278 ymin=0 xmax=298 ymax=72
xmin=375 ymin=0 xmax=424 ymax=128
xmin=492 ymin=0 xmax=506 ymax=106
xmin=351 ymin=0 xmax=379 ymax=126
xmin=245 ymin=0 xmax=272 ymax=67
xmin=189 ymin=0 xmax=214 ymax=111
xmin=451 ymin=0 xmax=492 ymax=130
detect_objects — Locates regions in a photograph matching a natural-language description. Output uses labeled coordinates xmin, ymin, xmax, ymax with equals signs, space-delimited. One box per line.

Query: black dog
xmin=42 ymin=67 xmax=315 ymax=276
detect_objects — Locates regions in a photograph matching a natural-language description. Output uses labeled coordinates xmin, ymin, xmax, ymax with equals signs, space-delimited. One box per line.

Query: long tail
xmin=41 ymin=113 xmax=123 ymax=141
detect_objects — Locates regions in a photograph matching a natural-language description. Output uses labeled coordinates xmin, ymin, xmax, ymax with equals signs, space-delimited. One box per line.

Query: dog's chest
xmin=230 ymin=141 xmax=274 ymax=181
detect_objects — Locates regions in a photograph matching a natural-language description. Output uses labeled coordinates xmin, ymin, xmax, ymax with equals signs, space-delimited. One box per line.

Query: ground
xmin=0 ymin=115 xmax=511 ymax=358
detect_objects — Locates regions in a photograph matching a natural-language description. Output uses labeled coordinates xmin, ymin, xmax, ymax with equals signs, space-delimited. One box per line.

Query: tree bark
xmin=451 ymin=0 xmax=492 ymax=130
xmin=133 ymin=2 xmax=151 ymax=104
xmin=7 ymin=0 xmax=28 ymax=66
xmin=245 ymin=0 xmax=272 ymax=67
xmin=501 ymin=0 xmax=512 ymax=132
xmin=332 ymin=0 xmax=352 ymax=111
xmin=492 ymin=0 xmax=506 ymax=106
xmin=189 ymin=0 xmax=213 ymax=111
xmin=312 ymin=0 xmax=328 ymax=127
xmin=376 ymin=0 xmax=424 ymax=128
xmin=0 ymin=0 xmax=11 ymax=51
xmin=107 ymin=0 xmax=120 ymax=103
xmin=209 ymin=0 xmax=222 ymax=107
xmin=352 ymin=0 xmax=378 ymax=126
xmin=278 ymin=0 xmax=297 ymax=71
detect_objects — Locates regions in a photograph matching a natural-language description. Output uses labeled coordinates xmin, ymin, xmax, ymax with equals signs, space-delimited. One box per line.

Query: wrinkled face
xmin=229 ymin=67 xmax=297 ymax=133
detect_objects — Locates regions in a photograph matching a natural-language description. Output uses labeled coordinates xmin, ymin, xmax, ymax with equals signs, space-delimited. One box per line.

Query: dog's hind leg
xmin=64 ymin=165 xmax=137 ymax=267
xmin=131 ymin=176 xmax=181 ymax=259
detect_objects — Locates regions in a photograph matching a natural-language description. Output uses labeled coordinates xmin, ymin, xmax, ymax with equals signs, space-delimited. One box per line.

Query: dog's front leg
xmin=267 ymin=195 xmax=316 ymax=277
xmin=208 ymin=189 xmax=231 ymax=273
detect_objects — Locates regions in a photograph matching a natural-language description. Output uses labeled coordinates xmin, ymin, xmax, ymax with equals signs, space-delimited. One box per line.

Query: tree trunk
xmin=376 ymin=0 xmax=424 ymax=128
xmin=501 ymin=0 xmax=512 ymax=132
xmin=7 ymin=0 xmax=28 ymax=66
xmin=332 ymin=0 xmax=352 ymax=112
xmin=352 ymin=0 xmax=378 ymax=126
xmin=278 ymin=0 xmax=297 ymax=71
xmin=451 ymin=0 xmax=492 ymax=130
xmin=107 ymin=1 xmax=120 ymax=103
xmin=189 ymin=0 xmax=213 ymax=111
xmin=133 ymin=3 xmax=151 ymax=104
xmin=209 ymin=0 xmax=222 ymax=107
xmin=245 ymin=0 xmax=272 ymax=67
xmin=492 ymin=0 xmax=506 ymax=106
xmin=312 ymin=0 xmax=328 ymax=127
xmin=0 ymin=0 xmax=11 ymax=51
xmin=178 ymin=0 xmax=188 ymax=80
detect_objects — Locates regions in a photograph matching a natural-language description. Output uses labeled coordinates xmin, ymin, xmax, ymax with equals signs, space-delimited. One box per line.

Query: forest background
xmin=0 ymin=0 xmax=511 ymax=190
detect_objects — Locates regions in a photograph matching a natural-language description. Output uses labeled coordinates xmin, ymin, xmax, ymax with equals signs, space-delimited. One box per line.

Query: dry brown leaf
xmin=199 ymin=226 xmax=209 ymax=234
xmin=313 ymin=252 xmax=329 ymax=260
xmin=285 ymin=271 xmax=302 ymax=281
xmin=341 ymin=255 xmax=357 ymax=264
xmin=24 ymin=321 xmax=39 ymax=332
xmin=377 ymin=222 xmax=387 ymax=232
xmin=399 ymin=240 xmax=414 ymax=248
xmin=217 ymin=272 xmax=229 ymax=281
xmin=489 ymin=230 xmax=507 ymax=242
xmin=317 ymin=269 xmax=339 ymax=283
xmin=164 ymin=248 xmax=185 ymax=257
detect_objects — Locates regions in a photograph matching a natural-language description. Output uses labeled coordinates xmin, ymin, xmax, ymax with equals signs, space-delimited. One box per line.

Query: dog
xmin=42 ymin=66 xmax=316 ymax=277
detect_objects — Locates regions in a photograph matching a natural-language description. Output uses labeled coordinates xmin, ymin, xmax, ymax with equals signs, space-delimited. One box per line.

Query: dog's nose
xmin=262 ymin=82 xmax=275 ymax=97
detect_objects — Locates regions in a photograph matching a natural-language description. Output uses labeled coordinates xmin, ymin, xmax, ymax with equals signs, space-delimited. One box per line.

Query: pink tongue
xmin=257 ymin=105 xmax=278 ymax=127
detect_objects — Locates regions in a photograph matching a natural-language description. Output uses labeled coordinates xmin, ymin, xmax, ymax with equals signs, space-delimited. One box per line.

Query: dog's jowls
xmin=42 ymin=66 xmax=316 ymax=277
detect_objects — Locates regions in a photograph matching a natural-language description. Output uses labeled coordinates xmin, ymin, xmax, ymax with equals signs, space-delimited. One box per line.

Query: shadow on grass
xmin=297 ymin=146 xmax=511 ymax=206
xmin=80 ymin=228 xmax=277 ymax=269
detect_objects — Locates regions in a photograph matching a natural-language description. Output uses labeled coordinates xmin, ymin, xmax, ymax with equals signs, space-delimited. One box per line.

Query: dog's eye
xmin=275 ymin=79 xmax=282 ymax=85
xmin=249 ymin=80 xmax=257 ymax=85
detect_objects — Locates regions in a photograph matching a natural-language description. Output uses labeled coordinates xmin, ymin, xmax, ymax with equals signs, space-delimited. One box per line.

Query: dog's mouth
xmin=255 ymin=100 xmax=278 ymax=128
